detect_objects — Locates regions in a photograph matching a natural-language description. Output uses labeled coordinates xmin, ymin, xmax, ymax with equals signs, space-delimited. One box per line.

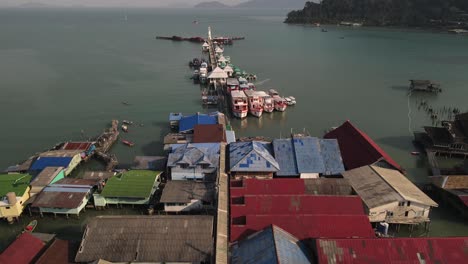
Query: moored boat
xmin=256 ymin=91 xmax=274 ymax=113
xmin=24 ymin=220 xmax=37 ymax=233
xmin=268 ymin=89 xmax=279 ymax=97
xmin=227 ymin=78 xmax=240 ymax=92
xmin=202 ymin=42 xmax=210 ymax=52
xmin=121 ymin=124 xmax=128 ymax=132
xmin=231 ymin=90 xmax=248 ymax=119
xmin=273 ymin=96 xmax=287 ymax=112
xmin=247 ymin=83 xmax=256 ymax=90
xmin=244 ymin=90 xmax=264 ymax=118
xmin=122 ymin=140 xmax=135 ymax=147
xmin=122 ymin=120 xmax=133 ymax=125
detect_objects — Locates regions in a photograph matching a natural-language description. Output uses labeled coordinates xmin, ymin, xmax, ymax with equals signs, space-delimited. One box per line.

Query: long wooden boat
xmin=24 ymin=220 xmax=37 ymax=233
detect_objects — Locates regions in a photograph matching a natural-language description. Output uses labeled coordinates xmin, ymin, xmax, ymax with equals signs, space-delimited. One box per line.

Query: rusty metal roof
xmin=0 ymin=233 xmax=45 ymax=264
xmin=30 ymin=167 xmax=64 ymax=187
xmin=74 ymin=215 xmax=214 ymax=263
xmin=62 ymin=142 xmax=93 ymax=151
xmin=31 ymin=184 xmax=92 ymax=209
xmin=193 ymin=124 xmax=226 ymax=143
xmin=36 ymin=239 xmax=75 ymax=264
xmin=317 ymin=237 xmax=468 ymax=264
xmin=160 ymin=181 xmax=215 ymax=203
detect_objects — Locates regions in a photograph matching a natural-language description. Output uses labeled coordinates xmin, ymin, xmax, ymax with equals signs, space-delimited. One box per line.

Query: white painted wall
xmin=368 ymin=201 xmax=432 ymax=222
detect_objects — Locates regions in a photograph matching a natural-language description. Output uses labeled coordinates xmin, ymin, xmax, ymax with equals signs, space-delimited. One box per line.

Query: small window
xmin=386 ymin=211 xmax=393 ymax=217
xmin=5 ymin=207 xmax=10 ymax=209
xmin=398 ymin=202 xmax=405 ymax=206
xmin=407 ymin=201 xmax=411 ymax=206
xmin=405 ymin=211 xmax=409 ymax=217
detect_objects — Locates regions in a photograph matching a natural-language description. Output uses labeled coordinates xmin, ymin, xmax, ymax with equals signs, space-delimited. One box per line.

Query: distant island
xmin=194 ymin=0 xmax=307 ymax=9
xmin=285 ymin=0 xmax=468 ymax=29
xmin=194 ymin=1 xmax=230 ymax=8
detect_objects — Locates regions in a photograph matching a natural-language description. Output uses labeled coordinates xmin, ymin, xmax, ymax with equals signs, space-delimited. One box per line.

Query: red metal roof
xmin=193 ymin=124 xmax=226 ymax=143
xmin=231 ymin=195 xmax=365 ymax=218
xmin=230 ymin=214 xmax=375 ymax=242
xmin=0 ymin=233 xmax=45 ymax=264
xmin=324 ymin=121 xmax=403 ymax=172
xmin=459 ymin=195 xmax=468 ymax=207
xmin=231 ymin=178 xmax=306 ymax=197
xmin=316 ymin=237 xmax=468 ymax=264
xmin=35 ymin=239 xmax=71 ymax=264
xmin=62 ymin=142 xmax=92 ymax=151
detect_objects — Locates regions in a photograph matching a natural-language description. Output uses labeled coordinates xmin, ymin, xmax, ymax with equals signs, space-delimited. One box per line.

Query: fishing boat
xmin=202 ymin=42 xmax=210 ymax=52
xmin=321 ymin=28 xmax=328 ymax=32
xmin=247 ymin=83 xmax=256 ymax=90
xmin=199 ymin=67 xmax=208 ymax=84
xmin=122 ymin=140 xmax=134 ymax=147
xmin=268 ymin=89 xmax=279 ymax=97
xmin=285 ymin=97 xmax=293 ymax=106
xmin=231 ymin=90 xmax=248 ymax=119
xmin=238 ymin=77 xmax=248 ymax=85
xmin=122 ymin=101 xmax=130 ymax=106
xmin=227 ymin=78 xmax=240 ymax=92
xmin=273 ymin=97 xmax=287 ymax=112
xmin=122 ymin=120 xmax=133 ymax=125
xmin=288 ymin=96 xmax=296 ymax=105
xmin=244 ymin=90 xmax=264 ymax=118
xmin=121 ymin=124 xmax=128 ymax=132
xmin=256 ymin=91 xmax=274 ymax=113
xmin=285 ymin=96 xmax=296 ymax=106
xmin=411 ymin=151 xmax=420 ymax=156
xmin=24 ymin=220 xmax=37 ymax=233
xmin=192 ymin=70 xmax=200 ymax=80
xmin=239 ymin=84 xmax=250 ymax=91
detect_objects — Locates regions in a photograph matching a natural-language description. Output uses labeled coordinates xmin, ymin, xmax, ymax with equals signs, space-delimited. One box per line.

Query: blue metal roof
xmin=167 ymin=143 xmax=220 ymax=168
xmin=231 ymin=225 xmax=311 ymax=264
xmin=229 ymin=141 xmax=279 ymax=172
xmin=30 ymin=157 xmax=72 ymax=171
xmin=178 ymin=113 xmax=217 ymax=133
xmin=169 ymin=112 xmax=183 ymax=122
xmin=273 ymin=137 xmax=344 ymax=176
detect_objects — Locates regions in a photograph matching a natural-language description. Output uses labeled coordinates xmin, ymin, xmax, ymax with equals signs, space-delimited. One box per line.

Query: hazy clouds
xmin=0 ymin=0 xmax=246 ymax=8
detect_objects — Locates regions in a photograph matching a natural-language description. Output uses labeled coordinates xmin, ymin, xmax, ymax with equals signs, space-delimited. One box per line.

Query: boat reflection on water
xmin=240 ymin=118 xmax=248 ymax=129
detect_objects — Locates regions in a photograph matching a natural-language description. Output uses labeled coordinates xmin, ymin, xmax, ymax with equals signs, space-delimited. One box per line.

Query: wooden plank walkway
xmin=215 ymin=143 xmax=228 ymax=264
xmin=427 ymin=151 xmax=441 ymax=176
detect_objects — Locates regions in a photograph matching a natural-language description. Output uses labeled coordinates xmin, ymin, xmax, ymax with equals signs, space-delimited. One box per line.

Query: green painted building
xmin=94 ymin=170 xmax=161 ymax=207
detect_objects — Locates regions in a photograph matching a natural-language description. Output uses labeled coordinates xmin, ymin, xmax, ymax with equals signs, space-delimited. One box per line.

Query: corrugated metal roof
xmin=36 ymin=239 xmax=73 ymax=264
xmin=62 ymin=142 xmax=93 ymax=151
xmin=179 ymin=113 xmax=217 ymax=133
xmin=231 ymin=195 xmax=365 ymax=218
xmin=273 ymin=137 xmax=344 ymax=177
xmin=342 ymin=165 xmax=404 ymax=208
xmin=32 ymin=184 xmax=92 ymax=209
xmin=39 ymin=150 xmax=82 ymax=158
xmin=193 ymin=124 xmax=226 ymax=143
xmin=431 ymin=175 xmax=468 ymax=189
xmin=231 ymin=178 xmax=354 ymax=201
xmin=324 ymin=121 xmax=403 ymax=172
xmin=54 ymin=178 xmax=99 ymax=186
xmin=30 ymin=157 xmax=72 ymax=171
xmin=160 ymin=181 xmax=215 ymax=203
xmin=231 ymin=225 xmax=311 ymax=264
xmin=0 ymin=233 xmax=45 ymax=264
xmin=316 ymin=237 xmax=468 ymax=264
xmin=373 ymin=166 xmax=438 ymax=207
xmin=167 ymin=143 xmax=219 ymax=169
xmin=74 ymin=215 xmax=214 ymax=263
xmin=230 ymin=214 xmax=375 ymax=242
xmin=30 ymin=167 xmax=64 ymax=187
xmin=229 ymin=141 xmax=280 ymax=172
xmin=100 ymin=170 xmax=160 ymax=198
xmin=226 ymin=130 xmax=236 ymax=144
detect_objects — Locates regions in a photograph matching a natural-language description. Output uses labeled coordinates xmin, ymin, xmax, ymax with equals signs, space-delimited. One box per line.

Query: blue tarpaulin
xmin=178 ymin=113 xmax=217 ymax=133
xmin=30 ymin=157 xmax=72 ymax=171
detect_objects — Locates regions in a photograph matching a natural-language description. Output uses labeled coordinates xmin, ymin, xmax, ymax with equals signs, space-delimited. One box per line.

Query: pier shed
xmin=178 ymin=113 xmax=217 ymax=133
xmin=74 ymin=215 xmax=214 ymax=263
xmin=167 ymin=143 xmax=220 ymax=181
xmin=273 ymin=136 xmax=344 ymax=178
xmin=324 ymin=121 xmax=403 ymax=172
xmin=208 ymin=67 xmax=228 ymax=84
xmin=0 ymin=232 xmax=45 ymax=264
xmin=342 ymin=165 xmax=438 ymax=224
xmin=160 ymin=181 xmax=215 ymax=212
xmin=94 ymin=170 xmax=161 ymax=206
xmin=31 ymin=179 xmax=97 ymax=217
xmin=0 ymin=173 xmax=32 ymax=222
xmin=30 ymin=166 xmax=65 ymax=196
xmin=316 ymin=237 xmax=468 ymax=264
xmin=229 ymin=141 xmax=280 ymax=180
xmin=223 ymin=65 xmax=234 ymax=77
xmin=231 ymin=225 xmax=311 ymax=264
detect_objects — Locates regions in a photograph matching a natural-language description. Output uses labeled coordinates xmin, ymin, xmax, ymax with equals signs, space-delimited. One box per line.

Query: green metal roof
xmin=0 ymin=174 xmax=32 ymax=197
xmin=100 ymin=170 xmax=160 ymax=199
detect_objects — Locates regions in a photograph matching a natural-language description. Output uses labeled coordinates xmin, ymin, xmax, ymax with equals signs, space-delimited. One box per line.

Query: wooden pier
xmin=94 ymin=119 xmax=120 ymax=170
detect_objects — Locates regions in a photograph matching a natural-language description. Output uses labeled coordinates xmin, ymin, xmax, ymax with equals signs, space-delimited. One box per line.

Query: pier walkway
xmin=215 ymin=143 xmax=228 ymax=264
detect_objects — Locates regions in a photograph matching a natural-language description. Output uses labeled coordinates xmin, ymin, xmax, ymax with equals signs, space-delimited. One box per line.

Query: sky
xmin=0 ymin=0 xmax=246 ymax=8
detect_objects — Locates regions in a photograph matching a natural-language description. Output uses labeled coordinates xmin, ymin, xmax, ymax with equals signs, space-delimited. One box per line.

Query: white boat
xmin=256 ymin=91 xmax=274 ymax=113
xmin=199 ymin=67 xmax=208 ymax=84
xmin=247 ymin=83 xmax=256 ymax=90
xmin=268 ymin=89 xmax=279 ymax=97
xmin=273 ymin=96 xmax=287 ymax=112
xmin=285 ymin=97 xmax=293 ymax=106
xmin=227 ymin=78 xmax=240 ymax=92
xmin=238 ymin=77 xmax=248 ymax=85
xmin=231 ymin=90 xmax=248 ymax=119
xmin=286 ymin=96 xmax=296 ymax=105
xmin=244 ymin=90 xmax=264 ymax=118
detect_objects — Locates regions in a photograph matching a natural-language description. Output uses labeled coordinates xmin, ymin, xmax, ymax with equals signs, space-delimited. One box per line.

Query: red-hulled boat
xmin=122 ymin=140 xmax=135 ymax=147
